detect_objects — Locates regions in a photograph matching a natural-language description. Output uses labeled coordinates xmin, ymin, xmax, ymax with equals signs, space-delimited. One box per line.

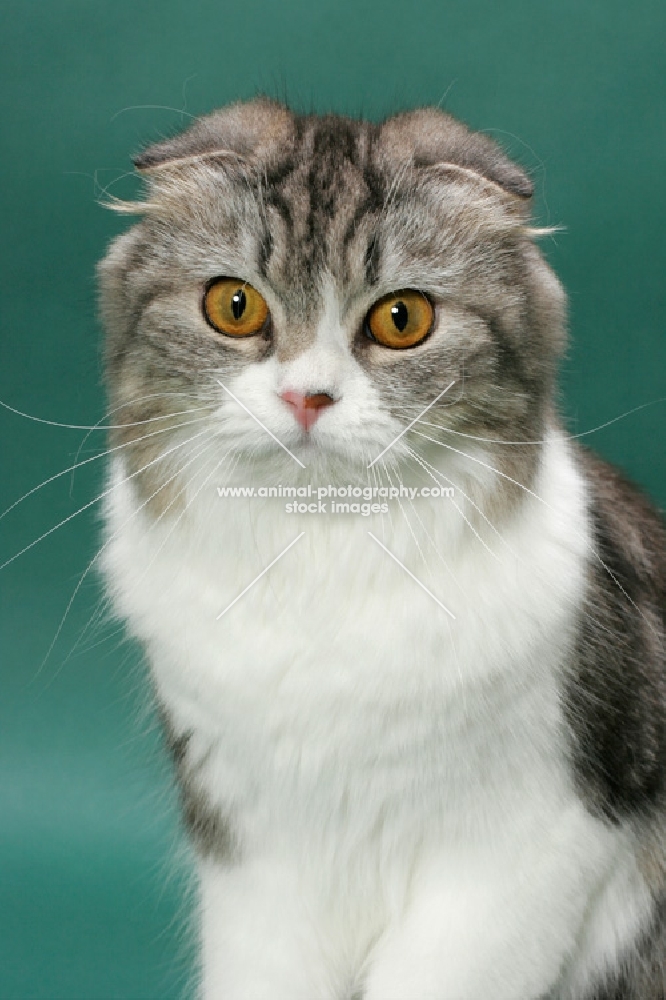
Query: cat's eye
xmin=203 ymin=277 xmax=270 ymax=337
xmin=365 ymin=290 xmax=435 ymax=349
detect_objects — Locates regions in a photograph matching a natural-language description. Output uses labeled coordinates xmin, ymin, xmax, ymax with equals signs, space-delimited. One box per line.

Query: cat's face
xmin=99 ymin=99 xmax=565 ymax=501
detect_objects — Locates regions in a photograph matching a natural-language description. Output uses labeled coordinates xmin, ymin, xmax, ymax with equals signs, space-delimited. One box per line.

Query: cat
xmin=98 ymin=97 xmax=666 ymax=999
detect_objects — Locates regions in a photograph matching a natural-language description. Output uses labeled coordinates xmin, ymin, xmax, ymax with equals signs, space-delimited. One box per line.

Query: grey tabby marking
xmin=158 ymin=705 xmax=238 ymax=864
xmin=568 ymin=448 xmax=666 ymax=825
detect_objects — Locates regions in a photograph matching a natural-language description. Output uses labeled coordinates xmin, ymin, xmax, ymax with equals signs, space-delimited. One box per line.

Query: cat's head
xmin=99 ymin=98 xmax=565 ymax=505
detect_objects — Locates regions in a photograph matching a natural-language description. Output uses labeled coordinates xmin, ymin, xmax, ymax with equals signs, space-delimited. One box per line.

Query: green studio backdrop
xmin=1 ymin=1 xmax=665 ymax=996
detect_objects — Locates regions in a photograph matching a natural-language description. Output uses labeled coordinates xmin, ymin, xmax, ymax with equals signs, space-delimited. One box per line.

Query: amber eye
xmin=365 ymin=290 xmax=435 ymax=349
xmin=203 ymin=277 xmax=269 ymax=337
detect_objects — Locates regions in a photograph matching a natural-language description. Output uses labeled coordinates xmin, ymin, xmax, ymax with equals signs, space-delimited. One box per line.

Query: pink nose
xmin=280 ymin=390 xmax=336 ymax=431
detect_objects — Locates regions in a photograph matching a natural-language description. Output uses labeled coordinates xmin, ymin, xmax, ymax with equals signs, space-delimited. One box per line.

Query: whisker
xmin=41 ymin=434 xmax=218 ymax=671
xmin=0 ymin=426 xmax=210 ymax=572
xmin=388 ymin=455 xmax=454 ymax=571
xmin=415 ymin=395 xmax=666 ymax=446
xmin=407 ymin=445 xmax=500 ymax=563
xmin=381 ymin=457 xmax=427 ymax=565
xmin=406 ymin=445 xmax=503 ymax=562
xmin=411 ymin=427 xmax=660 ymax=639
xmin=407 ymin=444 xmax=618 ymax=645
xmin=367 ymin=457 xmax=387 ymax=544
xmin=110 ymin=104 xmax=196 ymax=122
xmin=386 ymin=452 xmax=468 ymax=699
xmin=375 ymin=458 xmax=395 ymax=534
xmin=69 ymin=390 xmax=217 ymax=489
xmin=412 ymin=428 xmax=544 ymax=503
xmin=66 ymin=618 xmax=127 ymax=662
xmin=121 ymin=443 xmax=236 ymax=611
xmin=62 ymin=591 xmax=114 ymax=662
xmin=0 ymin=391 xmax=214 ymax=431
xmin=1 ymin=413 xmax=212 ymax=522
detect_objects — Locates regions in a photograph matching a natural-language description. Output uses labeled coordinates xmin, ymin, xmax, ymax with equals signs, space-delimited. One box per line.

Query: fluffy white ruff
xmin=102 ymin=427 xmax=650 ymax=999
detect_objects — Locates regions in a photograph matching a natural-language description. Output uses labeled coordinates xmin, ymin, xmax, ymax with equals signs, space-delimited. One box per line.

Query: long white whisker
xmin=0 ymin=426 xmax=209 ymax=572
xmin=1 ymin=413 xmax=212 ymax=522
xmin=39 ymin=433 xmax=217 ymax=671
xmin=415 ymin=395 xmax=666 ymax=446
xmin=68 ymin=391 xmax=215 ymax=489
xmin=373 ymin=457 xmax=394 ymax=534
xmin=412 ymin=429 xmax=544 ymax=503
xmin=381 ymin=457 xmax=426 ymax=565
xmin=386 ymin=452 xmax=467 ymax=698
xmin=123 ymin=443 xmax=236 ymax=610
xmin=406 ymin=445 xmax=502 ymax=562
xmin=411 ymin=428 xmax=659 ymax=639
xmin=408 ymin=445 xmax=619 ymax=644
xmin=0 ymin=392 xmax=213 ymax=431
xmin=61 ymin=592 xmax=114 ymax=663
xmin=110 ymin=104 xmax=197 ymax=122
xmin=367 ymin=457 xmax=387 ymax=544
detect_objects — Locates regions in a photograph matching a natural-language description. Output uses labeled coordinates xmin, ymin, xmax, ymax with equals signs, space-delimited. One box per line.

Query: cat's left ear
xmin=102 ymin=99 xmax=295 ymax=215
xmin=379 ymin=108 xmax=533 ymax=203
xmin=131 ymin=97 xmax=295 ymax=172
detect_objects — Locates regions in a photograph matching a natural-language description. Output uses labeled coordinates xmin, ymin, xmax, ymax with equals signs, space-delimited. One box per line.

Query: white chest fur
xmin=102 ymin=429 xmax=645 ymax=998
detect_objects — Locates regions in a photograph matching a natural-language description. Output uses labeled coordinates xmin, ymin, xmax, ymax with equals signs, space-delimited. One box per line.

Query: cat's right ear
xmin=131 ymin=97 xmax=294 ymax=173
xmin=379 ymin=108 xmax=534 ymax=204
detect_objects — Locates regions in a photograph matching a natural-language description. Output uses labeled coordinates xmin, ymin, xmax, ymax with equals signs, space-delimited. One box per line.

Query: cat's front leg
xmin=199 ymin=856 xmax=338 ymax=1000
xmin=360 ymin=817 xmax=612 ymax=1000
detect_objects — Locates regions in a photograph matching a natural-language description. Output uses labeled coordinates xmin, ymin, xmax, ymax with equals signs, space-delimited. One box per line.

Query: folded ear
xmin=132 ymin=96 xmax=295 ymax=172
xmin=379 ymin=107 xmax=533 ymax=200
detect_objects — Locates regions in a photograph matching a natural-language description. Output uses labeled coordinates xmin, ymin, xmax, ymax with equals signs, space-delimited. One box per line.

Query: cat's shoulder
xmin=565 ymin=441 xmax=666 ymax=825
xmin=577 ymin=442 xmax=666 ymax=600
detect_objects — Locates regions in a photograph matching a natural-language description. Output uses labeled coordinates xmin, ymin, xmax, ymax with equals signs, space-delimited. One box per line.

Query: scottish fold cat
xmin=99 ymin=99 xmax=666 ymax=998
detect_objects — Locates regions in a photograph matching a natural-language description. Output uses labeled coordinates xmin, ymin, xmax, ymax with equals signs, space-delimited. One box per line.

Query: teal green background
xmin=1 ymin=1 xmax=665 ymax=996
